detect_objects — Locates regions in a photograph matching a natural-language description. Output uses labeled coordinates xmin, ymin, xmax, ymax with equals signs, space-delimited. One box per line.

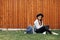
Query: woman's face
xmin=37 ymin=16 xmax=42 ymax=20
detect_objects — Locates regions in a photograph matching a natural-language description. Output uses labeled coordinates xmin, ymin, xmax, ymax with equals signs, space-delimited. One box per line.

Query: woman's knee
xmin=44 ymin=25 xmax=49 ymax=29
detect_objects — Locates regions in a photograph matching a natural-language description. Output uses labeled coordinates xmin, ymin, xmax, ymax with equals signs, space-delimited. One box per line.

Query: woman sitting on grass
xmin=34 ymin=13 xmax=52 ymax=34
xmin=34 ymin=13 xmax=59 ymax=35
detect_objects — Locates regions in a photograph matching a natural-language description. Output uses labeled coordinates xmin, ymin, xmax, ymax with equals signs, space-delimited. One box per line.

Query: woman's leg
xmin=44 ymin=25 xmax=52 ymax=34
xmin=35 ymin=25 xmax=52 ymax=34
xmin=35 ymin=27 xmax=46 ymax=33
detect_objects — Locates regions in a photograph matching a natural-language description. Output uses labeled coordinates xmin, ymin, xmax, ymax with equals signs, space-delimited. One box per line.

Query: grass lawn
xmin=0 ymin=30 xmax=60 ymax=40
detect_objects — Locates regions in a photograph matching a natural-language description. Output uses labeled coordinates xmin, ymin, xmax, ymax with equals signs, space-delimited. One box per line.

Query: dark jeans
xmin=35 ymin=25 xmax=52 ymax=34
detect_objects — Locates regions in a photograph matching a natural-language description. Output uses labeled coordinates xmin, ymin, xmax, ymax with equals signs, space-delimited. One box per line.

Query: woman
xmin=34 ymin=13 xmax=58 ymax=35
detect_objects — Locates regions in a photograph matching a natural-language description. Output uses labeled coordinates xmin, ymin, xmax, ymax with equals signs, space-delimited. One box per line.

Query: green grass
xmin=0 ymin=30 xmax=60 ymax=40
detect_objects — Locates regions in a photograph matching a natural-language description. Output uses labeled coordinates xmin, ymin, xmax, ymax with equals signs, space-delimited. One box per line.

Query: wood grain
xmin=0 ymin=0 xmax=60 ymax=29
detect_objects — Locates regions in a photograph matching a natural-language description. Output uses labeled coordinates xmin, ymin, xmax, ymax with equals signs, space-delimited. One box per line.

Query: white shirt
xmin=34 ymin=19 xmax=43 ymax=29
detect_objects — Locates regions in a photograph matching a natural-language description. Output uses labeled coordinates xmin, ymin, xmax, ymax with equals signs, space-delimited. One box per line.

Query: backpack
xmin=26 ymin=26 xmax=33 ymax=34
